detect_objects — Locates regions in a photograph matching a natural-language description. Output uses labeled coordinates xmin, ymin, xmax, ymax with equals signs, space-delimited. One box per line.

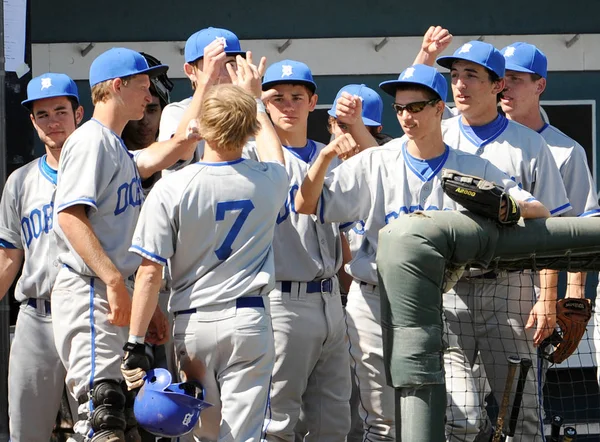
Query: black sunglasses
xmin=392 ymin=98 xmax=440 ymax=114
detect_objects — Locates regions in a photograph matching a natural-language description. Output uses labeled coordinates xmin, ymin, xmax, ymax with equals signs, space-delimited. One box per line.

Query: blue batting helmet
xmin=134 ymin=369 xmax=212 ymax=438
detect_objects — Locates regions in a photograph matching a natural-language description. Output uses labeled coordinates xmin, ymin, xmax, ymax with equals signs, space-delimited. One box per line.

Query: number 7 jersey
xmin=130 ymin=158 xmax=289 ymax=313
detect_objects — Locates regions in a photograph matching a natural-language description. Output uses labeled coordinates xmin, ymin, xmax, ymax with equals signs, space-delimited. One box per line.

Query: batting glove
xmin=121 ymin=342 xmax=151 ymax=391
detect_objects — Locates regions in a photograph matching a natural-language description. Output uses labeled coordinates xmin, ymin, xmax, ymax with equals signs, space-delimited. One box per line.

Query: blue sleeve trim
xmin=549 ymin=202 xmax=572 ymax=216
xmin=0 ymin=239 xmax=17 ymax=249
xmin=57 ymin=198 xmax=98 ymax=212
xmin=525 ymin=197 xmax=537 ymax=203
xmin=319 ymin=193 xmax=325 ymax=224
xmin=129 ymin=245 xmax=168 ymax=265
xmin=340 ymin=222 xmax=354 ymax=229
xmin=579 ymin=208 xmax=600 ymax=218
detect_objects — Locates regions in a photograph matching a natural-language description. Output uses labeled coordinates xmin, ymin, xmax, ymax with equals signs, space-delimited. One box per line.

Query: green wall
xmin=32 ymin=0 xmax=600 ymax=43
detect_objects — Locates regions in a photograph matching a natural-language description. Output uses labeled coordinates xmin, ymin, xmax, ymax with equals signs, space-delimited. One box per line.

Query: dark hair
xmin=30 ymin=95 xmax=80 ymax=116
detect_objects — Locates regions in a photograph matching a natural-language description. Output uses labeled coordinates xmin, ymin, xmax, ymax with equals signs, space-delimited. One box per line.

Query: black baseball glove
xmin=441 ymin=169 xmax=521 ymax=225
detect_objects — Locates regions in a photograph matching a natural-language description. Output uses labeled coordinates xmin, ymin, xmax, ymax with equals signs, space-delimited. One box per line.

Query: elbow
xmin=522 ymin=201 xmax=551 ymax=219
xmin=294 ymin=193 xmax=312 ymax=215
xmin=135 ymin=261 xmax=163 ymax=291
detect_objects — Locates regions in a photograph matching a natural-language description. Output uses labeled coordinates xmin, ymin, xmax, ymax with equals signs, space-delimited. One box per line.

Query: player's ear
xmin=536 ymin=78 xmax=547 ymax=96
xmin=492 ymin=78 xmax=505 ymax=95
xmin=183 ymin=62 xmax=197 ymax=82
xmin=75 ymin=106 xmax=84 ymax=125
xmin=308 ymin=93 xmax=318 ymax=112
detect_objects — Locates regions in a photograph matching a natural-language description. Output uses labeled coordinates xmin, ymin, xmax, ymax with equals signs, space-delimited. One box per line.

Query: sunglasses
xmin=392 ymin=98 xmax=440 ymax=114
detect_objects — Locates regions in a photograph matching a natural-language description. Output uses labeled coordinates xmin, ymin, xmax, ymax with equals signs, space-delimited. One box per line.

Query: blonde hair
xmin=199 ymin=84 xmax=260 ymax=151
xmin=90 ymin=76 xmax=132 ymax=105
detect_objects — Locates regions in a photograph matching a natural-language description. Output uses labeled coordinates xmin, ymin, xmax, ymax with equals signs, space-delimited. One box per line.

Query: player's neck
xmin=406 ymin=131 xmax=446 ymax=160
xmin=460 ymin=106 xmax=499 ymax=127
xmin=505 ymin=108 xmax=546 ymax=133
xmin=92 ymin=102 xmax=130 ymax=137
xmin=44 ymin=148 xmax=60 ymax=169
xmin=203 ymin=143 xmax=243 ymax=163
xmin=274 ymin=126 xmax=308 ymax=148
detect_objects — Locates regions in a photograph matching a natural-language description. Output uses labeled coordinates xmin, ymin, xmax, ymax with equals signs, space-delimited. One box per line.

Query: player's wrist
xmin=127 ymin=334 xmax=146 ymax=345
xmin=256 ymin=98 xmax=266 ymax=114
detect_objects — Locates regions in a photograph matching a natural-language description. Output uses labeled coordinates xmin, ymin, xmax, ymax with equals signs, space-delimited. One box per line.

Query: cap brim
xmin=504 ymin=63 xmax=535 ymax=74
xmin=362 ymin=117 xmax=381 ymax=126
xmin=262 ymin=79 xmax=317 ymax=93
xmin=189 ymin=51 xmax=246 ymax=63
xmin=141 ymin=64 xmax=169 ymax=78
xmin=21 ymin=93 xmax=80 ymax=109
xmin=327 ymin=108 xmax=336 ymax=118
xmin=379 ymin=80 xmax=402 ymax=97
xmin=379 ymin=79 xmax=443 ymax=101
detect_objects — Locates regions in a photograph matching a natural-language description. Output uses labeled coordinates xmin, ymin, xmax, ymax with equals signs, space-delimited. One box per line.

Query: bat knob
xmin=507 ymin=355 xmax=521 ymax=365
xmin=552 ymin=414 xmax=563 ymax=425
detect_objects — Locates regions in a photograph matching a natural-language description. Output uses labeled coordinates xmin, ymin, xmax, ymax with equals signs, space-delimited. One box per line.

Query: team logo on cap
xmin=214 ymin=36 xmax=228 ymax=48
xmin=402 ymin=67 xmax=415 ymax=80
xmin=503 ymin=46 xmax=516 ymax=57
xmin=281 ymin=65 xmax=293 ymax=77
xmin=40 ymin=77 xmax=52 ymax=90
xmin=458 ymin=43 xmax=472 ymax=54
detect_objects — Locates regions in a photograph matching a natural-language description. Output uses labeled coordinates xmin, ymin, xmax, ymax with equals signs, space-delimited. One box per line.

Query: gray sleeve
xmin=129 ymin=180 xmax=178 ymax=265
xmin=530 ymin=138 xmax=571 ymax=216
xmin=0 ymin=173 xmax=23 ymax=249
xmin=55 ymin=135 xmax=116 ymax=213
xmin=482 ymin=161 xmax=535 ymax=203
xmin=318 ymin=154 xmax=374 ymax=224
xmin=157 ymin=104 xmax=182 ymax=142
xmin=560 ymin=143 xmax=600 ymax=217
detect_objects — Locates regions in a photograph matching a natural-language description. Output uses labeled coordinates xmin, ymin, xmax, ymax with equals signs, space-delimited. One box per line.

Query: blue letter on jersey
xmin=215 ymin=199 xmax=255 ymax=260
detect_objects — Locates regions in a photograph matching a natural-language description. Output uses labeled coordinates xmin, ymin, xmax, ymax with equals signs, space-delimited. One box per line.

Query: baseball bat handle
xmin=492 ymin=356 xmax=521 ymax=442
xmin=550 ymin=414 xmax=564 ymax=442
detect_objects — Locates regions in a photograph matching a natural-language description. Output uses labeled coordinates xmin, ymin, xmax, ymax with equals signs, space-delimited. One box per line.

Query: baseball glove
xmin=540 ymin=298 xmax=592 ymax=364
xmin=441 ymin=169 xmax=520 ymax=225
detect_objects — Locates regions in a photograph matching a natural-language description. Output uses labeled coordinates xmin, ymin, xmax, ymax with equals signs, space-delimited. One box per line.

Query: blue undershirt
xmin=41 ymin=155 xmax=58 ymax=185
xmin=460 ymin=114 xmax=509 ymax=147
xmin=284 ymin=140 xmax=317 ymax=164
xmin=404 ymin=144 xmax=449 ymax=182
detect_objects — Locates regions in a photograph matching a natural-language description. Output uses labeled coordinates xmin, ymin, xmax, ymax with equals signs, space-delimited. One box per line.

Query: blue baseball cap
xmin=184 ymin=27 xmax=245 ymax=63
xmin=501 ymin=42 xmax=547 ymax=78
xmin=328 ymin=84 xmax=383 ymax=126
xmin=437 ymin=41 xmax=505 ymax=78
xmin=22 ymin=73 xmax=79 ymax=109
xmin=262 ymin=60 xmax=317 ymax=93
xmin=89 ymin=47 xmax=169 ymax=87
xmin=379 ymin=64 xmax=448 ymax=102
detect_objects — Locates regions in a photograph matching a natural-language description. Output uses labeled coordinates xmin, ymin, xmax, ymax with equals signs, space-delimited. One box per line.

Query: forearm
xmin=347 ymin=123 xmax=377 ymax=152
xmin=255 ymin=110 xmax=284 ymax=164
xmin=135 ymin=136 xmax=197 ymax=180
xmin=520 ymin=200 xmax=551 ymax=219
xmin=129 ymin=260 xmax=163 ymax=337
xmin=539 ymin=269 xmax=558 ymax=302
xmin=295 ymin=152 xmax=333 ymax=215
xmin=566 ymin=272 xmax=587 ymax=299
xmin=57 ymin=207 xmax=123 ymax=287
xmin=0 ymin=248 xmax=23 ymax=301
xmin=413 ymin=49 xmax=436 ymax=66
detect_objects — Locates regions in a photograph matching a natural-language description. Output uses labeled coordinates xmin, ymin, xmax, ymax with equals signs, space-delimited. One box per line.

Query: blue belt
xmin=174 ymin=296 xmax=265 ymax=317
xmin=27 ymin=298 xmax=51 ymax=314
xmin=280 ymin=278 xmax=332 ymax=294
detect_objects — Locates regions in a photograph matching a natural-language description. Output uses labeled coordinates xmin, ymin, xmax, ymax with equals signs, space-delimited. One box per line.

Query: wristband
xmin=128 ymin=334 xmax=145 ymax=345
xmin=256 ymin=98 xmax=266 ymax=114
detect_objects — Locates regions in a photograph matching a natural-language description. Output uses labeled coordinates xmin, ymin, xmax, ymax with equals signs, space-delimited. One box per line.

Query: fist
xmin=121 ymin=342 xmax=151 ymax=390
xmin=336 ymin=92 xmax=363 ymax=126
xmin=325 ymin=133 xmax=359 ymax=161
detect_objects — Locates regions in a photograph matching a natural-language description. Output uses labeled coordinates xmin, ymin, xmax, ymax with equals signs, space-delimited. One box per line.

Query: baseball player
xmin=327 ymin=84 xmax=389 ymax=442
xmin=123 ymin=73 xmax=288 ymax=442
xmin=158 ymin=27 xmax=248 ymax=172
xmin=293 ymin=63 xmax=550 ymax=442
xmin=435 ymin=41 xmax=571 ymax=441
xmin=50 ymin=47 xmax=197 ymax=442
xmin=256 ymin=59 xmax=351 ymax=442
xmin=500 ymin=42 xmax=600 ymax=300
xmin=0 ymin=73 xmax=82 ymax=442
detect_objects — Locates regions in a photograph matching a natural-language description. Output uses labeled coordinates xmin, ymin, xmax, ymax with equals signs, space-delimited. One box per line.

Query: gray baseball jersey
xmin=319 ymin=140 xmax=534 ymax=285
xmin=0 ymin=156 xmax=58 ymax=301
xmin=539 ymin=124 xmax=600 ymax=217
xmin=441 ymin=115 xmax=571 ymax=216
xmin=130 ymin=158 xmax=289 ymax=313
xmin=246 ymin=141 xmax=343 ymax=281
xmin=53 ymin=118 xmax=144 ymax=278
